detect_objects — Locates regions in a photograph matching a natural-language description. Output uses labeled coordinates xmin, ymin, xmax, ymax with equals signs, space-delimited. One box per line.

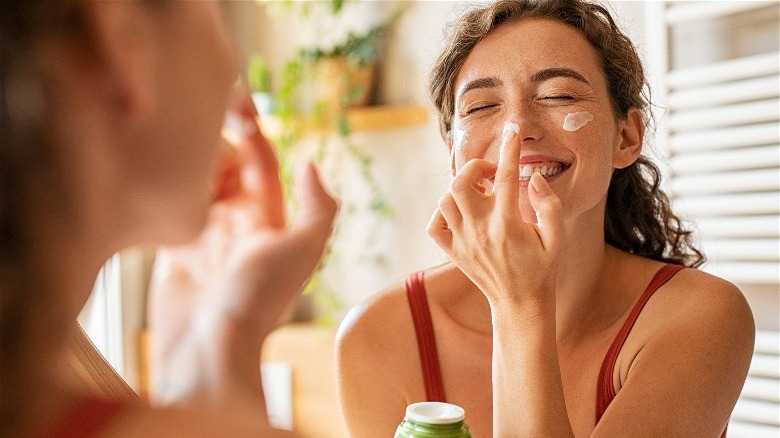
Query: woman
xmin=1 ymin=1 xmax=336 ymax=437
xmin=336 ymin=1 xmax=755 ymax=437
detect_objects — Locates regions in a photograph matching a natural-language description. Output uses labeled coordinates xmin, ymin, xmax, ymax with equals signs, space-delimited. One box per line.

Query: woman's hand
xmin=147 ymin=88 xmax=337 ymax=406
xmin=427 ymin=122 xmax=564 ymax=311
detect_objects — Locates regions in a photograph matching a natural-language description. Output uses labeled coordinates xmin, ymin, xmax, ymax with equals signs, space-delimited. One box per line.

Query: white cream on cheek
xmin=452 ymin=125 xmax=469 ymax=151
xmin=562 ymin=111 xmax=594 ymax=132
xmin=452 ymin=121 xmax=469 ymax=151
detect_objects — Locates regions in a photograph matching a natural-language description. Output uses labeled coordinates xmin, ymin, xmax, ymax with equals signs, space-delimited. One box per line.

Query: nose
xmin=476 ymin=106 xmax=542 ymax=165
xmin=504 ymin=103 xmax=543 ymax=144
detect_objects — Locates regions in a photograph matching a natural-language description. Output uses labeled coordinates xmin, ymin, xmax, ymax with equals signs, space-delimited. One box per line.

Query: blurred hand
xmin=147 ymin=87 xmax=337 ymax=406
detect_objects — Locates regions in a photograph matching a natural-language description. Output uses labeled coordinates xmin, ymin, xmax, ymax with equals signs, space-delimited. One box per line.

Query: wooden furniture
xmin=66 ymin=323 xmax=141 ymax=403
xmin=262 ymin=324 xmax=345 ymax=438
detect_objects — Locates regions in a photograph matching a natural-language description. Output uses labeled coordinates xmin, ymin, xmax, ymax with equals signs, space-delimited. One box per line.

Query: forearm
xmin=491 ymin=303 xmax=574 ymax=438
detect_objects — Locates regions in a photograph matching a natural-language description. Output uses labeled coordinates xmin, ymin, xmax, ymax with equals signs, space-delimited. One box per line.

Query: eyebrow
xmin=457 ymin=77 xmax=503 ymax=99
xmin=531 ymin=67 xmax=590 ymax=85
xmin=456 ymin=67 xmax=591 ymax=101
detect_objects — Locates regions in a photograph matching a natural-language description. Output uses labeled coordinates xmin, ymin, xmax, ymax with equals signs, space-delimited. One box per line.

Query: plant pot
xmin=312 ymin=56 xmax=376 ymax=111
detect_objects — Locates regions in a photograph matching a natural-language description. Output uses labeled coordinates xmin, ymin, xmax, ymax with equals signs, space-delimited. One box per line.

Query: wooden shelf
xmin=346 ymin=104 xmax=429 ymax=132
xmin=259 ymin=104 xmax=429 ymax=138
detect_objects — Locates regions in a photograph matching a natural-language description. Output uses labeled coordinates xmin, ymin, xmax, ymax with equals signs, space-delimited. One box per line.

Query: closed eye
xmin=465 ymin=103 xmax=497 ymax=115
xmin=542 ymin=95 xmax=575 ymax=101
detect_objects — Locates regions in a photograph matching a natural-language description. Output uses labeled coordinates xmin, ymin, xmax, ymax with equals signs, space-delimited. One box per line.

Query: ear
xmin=79 ymin=0 xmax=154 ymax=118
xmin=612 ymin=107 xmax=643 ymax=169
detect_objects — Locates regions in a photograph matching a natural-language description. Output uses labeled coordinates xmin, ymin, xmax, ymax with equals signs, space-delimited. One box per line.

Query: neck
xmin=553 ymin=207 xmax=616 ymax=338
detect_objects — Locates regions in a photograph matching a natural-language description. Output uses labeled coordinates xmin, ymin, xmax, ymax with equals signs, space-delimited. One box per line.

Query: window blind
xmin=644 ymin=2 xmax=780 ymax=434
xmin=647 ymin=1 xmax=779 ymax=285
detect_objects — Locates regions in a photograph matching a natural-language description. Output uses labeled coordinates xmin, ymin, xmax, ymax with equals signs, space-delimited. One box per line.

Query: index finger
xmin=223 ymin=82 xmax=285 ymax=228
xmin=494 ymin=121 xmax=521 ymax=210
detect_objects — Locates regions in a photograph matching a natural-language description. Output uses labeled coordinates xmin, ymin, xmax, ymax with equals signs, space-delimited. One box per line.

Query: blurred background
xmin=79 ymin=1 xmax=779 ymax=436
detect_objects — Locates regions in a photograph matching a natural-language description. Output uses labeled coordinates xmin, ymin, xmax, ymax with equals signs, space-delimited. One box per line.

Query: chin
xmin=157 ymin=198 xmax=212 ymax=246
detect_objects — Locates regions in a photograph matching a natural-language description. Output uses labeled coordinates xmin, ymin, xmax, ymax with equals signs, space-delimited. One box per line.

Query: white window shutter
xmin=645 ymin=1 xmax=779 ymax=434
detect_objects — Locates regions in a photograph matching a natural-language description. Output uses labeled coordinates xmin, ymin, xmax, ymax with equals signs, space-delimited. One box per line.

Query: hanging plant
xmin=255 ymin=0 xmax=402 ymax=324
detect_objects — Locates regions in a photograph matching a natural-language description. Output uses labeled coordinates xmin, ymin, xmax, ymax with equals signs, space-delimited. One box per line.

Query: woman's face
xmin=117 ymin=2 xmax=237 ymax=245
xmin=451 ymin=18 xmax=635 ymax=224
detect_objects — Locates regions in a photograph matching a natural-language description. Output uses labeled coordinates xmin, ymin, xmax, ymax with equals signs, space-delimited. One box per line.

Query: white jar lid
xmin=406 ymin=402 xmax=465 ymax=424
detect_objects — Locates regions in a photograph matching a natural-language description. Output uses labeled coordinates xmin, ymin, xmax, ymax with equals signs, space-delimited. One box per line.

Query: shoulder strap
xmin=36 ymin=397 xmax=125 ymax=438
xmin=405 ymin=272 xmax=447 ymax=402
xmin=595 ymin=264 xmax=685 ymax=423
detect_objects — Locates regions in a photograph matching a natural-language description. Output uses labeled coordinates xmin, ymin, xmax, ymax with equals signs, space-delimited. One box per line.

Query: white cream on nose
xmin=562 ymin=111 xmax=594 ymax=131
xmin=503 ymin=121 xmax=520 ymax=138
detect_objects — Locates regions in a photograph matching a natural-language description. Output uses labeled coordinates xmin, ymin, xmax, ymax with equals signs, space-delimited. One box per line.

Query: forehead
xmin=455 ymin=18 xmax=606 ymax=93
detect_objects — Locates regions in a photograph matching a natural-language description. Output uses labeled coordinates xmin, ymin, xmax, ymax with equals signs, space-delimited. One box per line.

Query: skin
xmin=19 ymin=1 xmax=336 ymax=436
xmin=337 ymin=18 xmax=754 ymax=438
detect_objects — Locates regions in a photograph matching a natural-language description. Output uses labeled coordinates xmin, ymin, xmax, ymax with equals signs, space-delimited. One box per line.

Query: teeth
xmin=519 ymin=164 xmax=563 ymax=179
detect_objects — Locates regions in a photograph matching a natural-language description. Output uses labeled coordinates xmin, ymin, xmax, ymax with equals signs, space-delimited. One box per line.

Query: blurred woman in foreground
xmin=1 ymin=1 xmax=336 ymax=436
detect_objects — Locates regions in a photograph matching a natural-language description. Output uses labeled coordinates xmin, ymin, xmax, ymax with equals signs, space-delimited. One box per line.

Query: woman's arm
xmin=428 ymin=124 xmax=573 ymax=437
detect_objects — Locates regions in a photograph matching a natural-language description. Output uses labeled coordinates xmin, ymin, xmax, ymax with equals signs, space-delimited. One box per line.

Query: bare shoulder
xmin=599 ymin=265 xmax=757 ymax=436
xmin=643 ymin=267 xmax=755 ymax=342
xmin=336 ymin=263 xmax=463 ymax=357
xmin=336 ymin=277 xmax=415 ymax=361
xmin=620 ymin=265 xmax=755 ymax=392
xmin=335 ymin=272 xmax=429 ymax=436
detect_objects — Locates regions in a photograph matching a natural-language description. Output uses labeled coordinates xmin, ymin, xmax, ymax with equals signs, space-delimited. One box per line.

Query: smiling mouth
xmin=519 ymin=162 xmax=568 ymax=180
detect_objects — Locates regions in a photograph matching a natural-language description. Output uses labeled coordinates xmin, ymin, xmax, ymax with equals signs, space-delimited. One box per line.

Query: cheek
xmin=451 ymin=127 xmax=500 ymax=170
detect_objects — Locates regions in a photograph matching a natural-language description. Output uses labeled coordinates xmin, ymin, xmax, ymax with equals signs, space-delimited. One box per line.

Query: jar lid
xmin=406 ymin=402 xmax=465 ymax=424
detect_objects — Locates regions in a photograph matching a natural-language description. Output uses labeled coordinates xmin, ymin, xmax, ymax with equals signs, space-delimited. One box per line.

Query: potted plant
xmin=247 ymin=54 xmax=274 ymax=117
xmin=258 ymin=0 xmax=401 ymax=325
xmin=301 ymin=23 xmax=388 ymax=113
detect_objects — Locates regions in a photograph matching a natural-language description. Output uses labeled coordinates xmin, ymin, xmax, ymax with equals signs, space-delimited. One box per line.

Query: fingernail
xmin=530 ymin=172 xmax=544 ymax=192
xmin=502 ymin=121 xmax=520 ymax=140
xmin=222 ymin=111 xmax=259 ymax=146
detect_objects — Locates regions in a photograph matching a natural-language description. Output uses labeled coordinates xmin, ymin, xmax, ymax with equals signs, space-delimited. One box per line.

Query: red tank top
xmin=406 ymin=264 xmax=728 ymax=434
xmin=32 ymin=397 xmax=126 ymax=438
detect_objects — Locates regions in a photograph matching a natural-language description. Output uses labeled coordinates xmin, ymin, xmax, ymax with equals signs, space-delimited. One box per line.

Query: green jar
xmin=394 ymin=402 xmax=472 ymax=438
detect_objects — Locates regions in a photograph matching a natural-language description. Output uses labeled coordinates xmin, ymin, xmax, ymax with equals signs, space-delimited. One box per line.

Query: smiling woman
xmin=336 ymin=1 xmax=755 ymax=437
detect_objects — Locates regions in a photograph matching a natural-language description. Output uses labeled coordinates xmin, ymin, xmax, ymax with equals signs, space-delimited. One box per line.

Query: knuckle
xmin=438 ymin=193 xmax=453 ymax=208
xmin=450 ymin=176 xmax=472 ymax=193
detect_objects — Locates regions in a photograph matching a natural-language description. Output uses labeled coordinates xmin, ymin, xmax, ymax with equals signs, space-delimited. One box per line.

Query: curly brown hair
xmin=429 ymin=0 xmax=704 ymax=268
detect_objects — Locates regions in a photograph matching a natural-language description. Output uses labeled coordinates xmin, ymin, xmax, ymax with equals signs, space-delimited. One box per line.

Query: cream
xmin=503 ymin=121 xmax=520 ymax=138
xmin=562 ymin=111 xmax=593 ymax=132
xmin=452 ymin=125 xmax=469 ymax=151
